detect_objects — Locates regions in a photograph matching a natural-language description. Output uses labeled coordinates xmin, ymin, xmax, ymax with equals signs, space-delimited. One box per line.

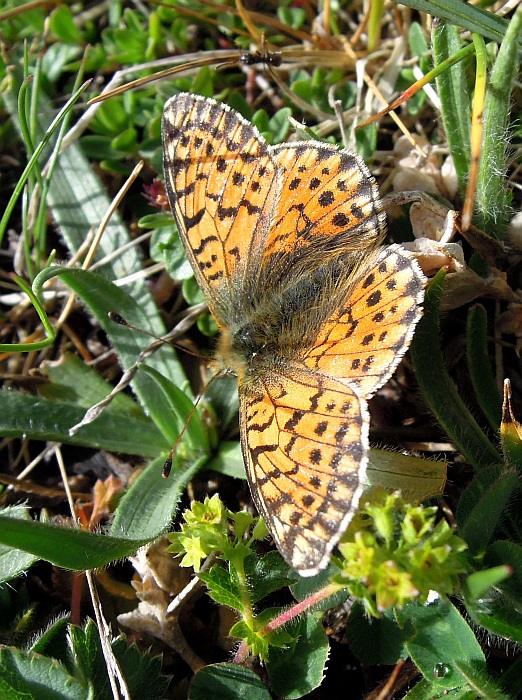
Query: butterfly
xmin=162 ymin=93 xmax=425 ymax=576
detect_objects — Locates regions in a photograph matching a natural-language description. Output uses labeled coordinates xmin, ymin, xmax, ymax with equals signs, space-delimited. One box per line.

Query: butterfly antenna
xmin=162 ymin=369 xmax=226 ymax=478
xmin=108 ymin=311 xmax=207 ymax=360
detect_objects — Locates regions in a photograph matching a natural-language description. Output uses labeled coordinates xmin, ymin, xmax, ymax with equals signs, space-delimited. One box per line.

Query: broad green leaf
xmin=42 ymin=354 xmax=146 ymax=418
xmin=398 ymin=598 xmax=485 ymax=689
xmin=207 ymin=441 xmax=245 ymax=479
xmin=40 ymin=266 xmax=191 ymax=438
xmin=267 ymin=107 xmax=291 ymax=143
xmin=346 ymin=602 xmax=413 ymax=665
xmin=110 ymin=454 xmax=205 ymax=541
xmin=138 ymin=363 xmax=209 ymax=452
xmin=404 ymin=680 xmax=474 ymax=699
xmin=267 ymin=616 xmax=329 ymax=699
xmin=453 ymin=660 xmax=511 ymax=700
xmin=153 ymin=224 xmax=195 ymax=280
xmin=49 ymin=5 xmax=82 ymax=43
xmin=190 ymin=663 xmax=271 ymax=700
xmin=0 ymin=390 xmax=165 ymax=457
xmin=3 ymin=81 xmax=185 ymax=393
xmin=0 ymin=515 xmax=150 ymax=570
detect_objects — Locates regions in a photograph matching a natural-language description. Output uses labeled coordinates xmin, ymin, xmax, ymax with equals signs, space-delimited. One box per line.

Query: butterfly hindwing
xmin=240 ymin=365 xmax=368 ymax=576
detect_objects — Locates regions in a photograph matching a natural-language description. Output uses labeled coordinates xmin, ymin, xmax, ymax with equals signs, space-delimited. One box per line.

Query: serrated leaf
xmin=0 ymin=645 xmax=86 ymax=699
xmin=229 ymin=620 xmax=269 ymax=658
xmin=199 ymin=566 xmax=243 ymax=611
xmin=68 ymin=621 xmax=109 ymax=696
xmin=29 ymin=617 xmax=70 ymax=665
xmin=68 ymin=621 xmax=169 ymax=700
xmin=245 ymin=551 xmax=297 ymax=604
xmin=110 ymin=636 xmax=169 ymax=699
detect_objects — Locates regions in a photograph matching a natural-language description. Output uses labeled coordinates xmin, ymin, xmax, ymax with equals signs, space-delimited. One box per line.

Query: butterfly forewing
xmin=162 ymin=93 xmax=280 ymax=322
xmin=260 ymin=143 xmax=386 ymax=277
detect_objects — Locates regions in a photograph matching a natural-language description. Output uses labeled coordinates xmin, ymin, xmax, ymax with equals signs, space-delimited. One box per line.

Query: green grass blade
xmin=410 ymin=271 xmax=502 ymax=470
xmin=432 ymin=22 xmax=471 ymax=195
xmin=466 ymin=305 xmax=502 ymax=431
xmin=0 ymin=81 xmax=89 ymax=249
xmin=0 ymin=275 xmax=56 ymax=351
xmin=0 ymin=390 xmax=166 ymax=457
xmin=0 ymin=515 xmax=151 ymax=570
xmin=474 ymin=7 xmax=522 ymax=237
xmin=393 ymin=0 xmax=516 ymax=45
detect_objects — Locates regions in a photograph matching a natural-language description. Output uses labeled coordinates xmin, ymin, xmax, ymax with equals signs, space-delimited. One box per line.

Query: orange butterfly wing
xmin=162 ymin=93 xmax=280 ymax=323
xmin=267 ymin=143 xmax=385 ymax=259
xmin=239 ymin=365 xmax=368 ymax=575
xmin=303 ymin=245 xmax=426 ymax=397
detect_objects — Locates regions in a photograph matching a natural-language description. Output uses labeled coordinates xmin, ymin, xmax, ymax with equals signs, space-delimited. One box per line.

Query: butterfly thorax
xmin=216 ymin=262 xmax=357 ymax=382
xmin=217 ymin=320 xmax=285 ymax=380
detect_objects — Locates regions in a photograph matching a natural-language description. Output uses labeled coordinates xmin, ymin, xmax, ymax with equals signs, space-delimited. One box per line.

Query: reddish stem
xmin=263 ymin=583 xmax=343 ymax=632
